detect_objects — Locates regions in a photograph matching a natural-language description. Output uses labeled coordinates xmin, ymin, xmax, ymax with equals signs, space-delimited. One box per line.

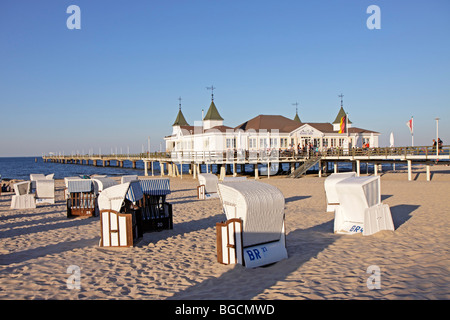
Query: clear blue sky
xmin=1 ymin=0 xmax=449 ymax=156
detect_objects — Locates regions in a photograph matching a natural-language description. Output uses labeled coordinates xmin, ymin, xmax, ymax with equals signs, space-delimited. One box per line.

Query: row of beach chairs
xmin=6 ymin=169 xmax=394 ymax=269
xmin=10 ymin=174 xmax=55 ymax=209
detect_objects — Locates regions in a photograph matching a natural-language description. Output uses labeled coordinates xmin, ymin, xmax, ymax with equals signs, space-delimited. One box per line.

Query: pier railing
xmin=43 ymin=145 xmax=450 ymax=164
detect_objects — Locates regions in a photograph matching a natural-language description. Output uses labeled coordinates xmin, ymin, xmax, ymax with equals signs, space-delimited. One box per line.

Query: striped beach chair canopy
xmin=67 ymin=179 xmax=94 ymax=193
xmin=125 ymin=180 xmax=144 ymax=203
xmin=139 ymin=178 xmax=171 ymax=196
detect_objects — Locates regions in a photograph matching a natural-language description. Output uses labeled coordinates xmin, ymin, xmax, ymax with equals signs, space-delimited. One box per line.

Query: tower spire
xmin=178 ymin=96 xmax=182 ymax=110
xmin=292 ymin=102 xmax=301 ymax=123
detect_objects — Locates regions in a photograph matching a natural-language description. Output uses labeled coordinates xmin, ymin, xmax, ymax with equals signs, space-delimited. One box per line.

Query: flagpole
xmin=411 ymin=116 xmax=414 ymax=147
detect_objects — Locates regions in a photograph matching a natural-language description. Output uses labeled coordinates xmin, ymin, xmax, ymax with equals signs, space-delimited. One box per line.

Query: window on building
xmin=226 ymin=138 xmax=236 ymax=149
xmin=260 ymin=138 xmax=268 ymax=149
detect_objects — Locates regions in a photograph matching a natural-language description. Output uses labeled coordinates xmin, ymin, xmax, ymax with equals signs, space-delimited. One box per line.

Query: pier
xmin=42 ymin=145 xmax=450 ymax=181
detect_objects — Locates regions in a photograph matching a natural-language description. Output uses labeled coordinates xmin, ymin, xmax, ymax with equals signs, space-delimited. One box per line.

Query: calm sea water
xmin=0 ymin=157 xmax=402 ymax=181
xmin=0 ymin=157 xmax=148 ymax=181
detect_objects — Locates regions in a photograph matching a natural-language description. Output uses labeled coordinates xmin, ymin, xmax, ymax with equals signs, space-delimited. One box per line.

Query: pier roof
xmin=235 ymin=115 xmax=302 ymax=133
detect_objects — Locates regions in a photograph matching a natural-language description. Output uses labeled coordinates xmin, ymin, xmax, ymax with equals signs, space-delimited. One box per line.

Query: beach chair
xmin=324 ymin=172 xmax=356 ymax=212
xmin=35 ymin=179 xmax=55 ymax=204
xmin=91 ymin=177 xmax=117 ymax=195
xmin=138 ymin=178 xmax=173 ymax=232
xmin=66 ymin=179 xmax=96 ymax=218
xmin=121 ymin=175 xmax=139 ymax=184
xmin=197 ymin=173 xmax=220 ymax=200
xmin=98 ymin=181 xmax=144 ymax=247
xmin=216 ymin=181 xmax=288 ymax=268
xmin=30 ymin=174 xmax=46 ymax=193
xmin=334 ymin=176 xmax=394 ymax=236
xmin=11 ymin=181 xmax=36 ymax=209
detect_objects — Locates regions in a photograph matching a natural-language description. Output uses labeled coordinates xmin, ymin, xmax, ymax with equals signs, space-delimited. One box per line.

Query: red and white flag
xmin=406 ymin=117 xmax=413 ymax=134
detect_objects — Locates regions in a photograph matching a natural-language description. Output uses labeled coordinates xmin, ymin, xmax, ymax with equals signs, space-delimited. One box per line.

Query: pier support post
xmin=407 ymin=160 xmax=412 ymax=181
xmin=233 ymin=163 xmax=237 ymax=177
xmin=374 ymin=163 xmax=378 ymax=176
xmin=426 ymin=164 xmax=431 ymax=181
xmin=144 ymin=161 xmax=148 ymax=176
xmin=132 ymin=161 xmax=136 ymax=169
xmin=356 ymin=160 xmax=361 ymax=177
xmin=254 ymin=165 xmax=259 ymax=179
xmin=318 ymin=160 xmax=322 ymax=178
xmin=334 ymin=162 xmax=338 ymax=174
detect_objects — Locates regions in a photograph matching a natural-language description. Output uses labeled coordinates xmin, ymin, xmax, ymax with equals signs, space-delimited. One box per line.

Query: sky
xmin=1 ymin=0 xmax=449 ymax=156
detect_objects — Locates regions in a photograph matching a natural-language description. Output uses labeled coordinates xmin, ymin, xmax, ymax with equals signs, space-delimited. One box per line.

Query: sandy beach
xmin=1 ymin=165 xmax=449 ymax=300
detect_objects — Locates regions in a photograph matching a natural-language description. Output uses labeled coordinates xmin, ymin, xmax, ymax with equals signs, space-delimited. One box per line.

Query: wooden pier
xmin=42 ymin=145 xmax=450 ymax=181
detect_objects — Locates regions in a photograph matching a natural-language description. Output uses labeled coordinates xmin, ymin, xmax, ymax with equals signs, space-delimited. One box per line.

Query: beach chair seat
xmin=11 ymin=181 xmax=36 ymax=209
xmin=216 ymin=181 xmax=288 ymax=268
xmin=66 ymin=179 xmax=96 ymax=218
xmin=98 ymin=182 xmax=144 ymax=247
xmin=138 ymin=178 xmax=173 ymax=232
xmin=197 ymin=173 xmax=220 ymax=200
xmin=334 ymin=176 xmax=395 ymax=236
xmin=35 ymin=179 xmax=55 ymax=204
xmin=324 ymin=172 xmax=356 ymax=212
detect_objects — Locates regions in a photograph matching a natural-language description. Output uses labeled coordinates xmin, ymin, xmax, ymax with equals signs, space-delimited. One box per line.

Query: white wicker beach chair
xmin=324 ymin=172 xmax=356 ymax=212
xmin=30 ymin=174 xmax=46 ymax=192
xmin=10 ymin=181 xmax=36 ymax=209
xmin=98 ymin=181 xmax=144 ymax=247
xmin=35 ymin=179 xmax=55 ymax=204
xmin=197 ymin=173 xmax=219 ymax=200
xmin=91 ymin=177 xmax=117 ymax=195
xmin=216 ymin=181 xmax=288 ymax=268
xmin=334 ymin=176 xmax=394 ymax=236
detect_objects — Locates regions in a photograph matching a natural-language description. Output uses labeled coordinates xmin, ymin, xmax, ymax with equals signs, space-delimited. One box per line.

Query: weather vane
xmin=338 ymin=93 xmax=344 ymax=107
xmin=206 ymin=85 xmax=216 ymax=101
xmin=292 ymin=102 xmax=299 ymax=114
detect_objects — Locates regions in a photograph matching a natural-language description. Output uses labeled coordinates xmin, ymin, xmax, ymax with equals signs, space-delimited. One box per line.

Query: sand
xmin=0 ymin=165 xmax=449 ymax=300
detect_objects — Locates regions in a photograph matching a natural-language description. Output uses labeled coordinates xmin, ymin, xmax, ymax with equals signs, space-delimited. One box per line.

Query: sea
xmin=0 ymin=157 xmax=405 ymax=181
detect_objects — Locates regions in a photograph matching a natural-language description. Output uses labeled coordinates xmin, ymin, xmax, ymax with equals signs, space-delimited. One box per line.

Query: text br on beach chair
xmin=98 ymin=181 xmax=144 ymax=247
xmin=139 ymin=177 xmax=173 ymax=232
xmin=216 ymin=180 xmax=288 ymax=268
xmin=66 ymin=179 xmax=96 ymax=218
xmin=334 ymin=175 xmax=395 ymax=236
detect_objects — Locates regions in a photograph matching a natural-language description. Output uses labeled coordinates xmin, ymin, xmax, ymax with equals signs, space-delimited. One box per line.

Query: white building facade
xmin=165 ymin=99 xmax=379 ymax=158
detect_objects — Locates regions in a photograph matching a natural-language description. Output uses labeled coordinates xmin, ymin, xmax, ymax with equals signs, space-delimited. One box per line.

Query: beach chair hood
xmin=324 ymin=172 xmax=357 ymax=212
xmin=98 ymin=183 xmax=130 ymax=212
xmin=218 ymin=181 xmax=285 ymax=247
